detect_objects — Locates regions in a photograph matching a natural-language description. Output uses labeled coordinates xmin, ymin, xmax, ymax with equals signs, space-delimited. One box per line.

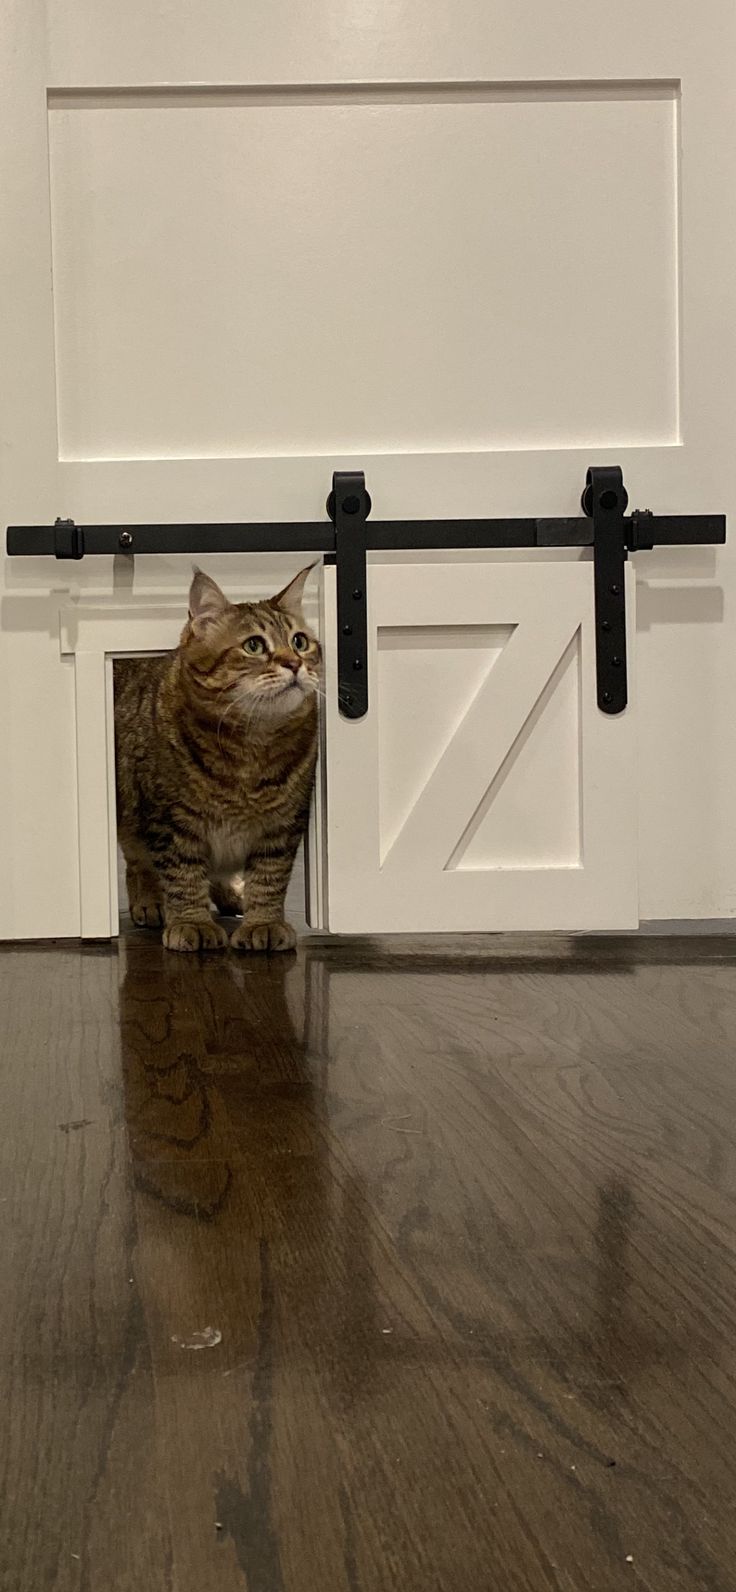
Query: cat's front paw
xmin=163 ymin=919 xmax=229 ymax=953
xmin=230 ymin=920 xmax=297 ymax=954
xmin=130 ymin=897 xmax=164 ymax=928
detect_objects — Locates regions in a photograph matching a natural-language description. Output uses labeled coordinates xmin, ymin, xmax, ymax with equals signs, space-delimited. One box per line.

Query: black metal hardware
xmin=628 ymin=508 xmax=654 ymax=552
xmin=53 ymin=517 xmax=84 ymax=559
xmin=330 ymin=471 xmax=370 ymax=720
xmin=6 ymin=469 xmax=726 ymax=721
xmin=580 ymin=477 xmax=629 ymax=519
xmin=326 ymin=485 xmax=372 ymax=524
xmin=8 ymin=522 xmax=337 ymax=559
xmin=585 ymin=465 xmax=629 ymax=714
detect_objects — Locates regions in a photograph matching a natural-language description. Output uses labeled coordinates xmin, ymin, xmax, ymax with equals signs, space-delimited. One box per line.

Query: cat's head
xmin=180 ymin=565 xmax=320 ymax=721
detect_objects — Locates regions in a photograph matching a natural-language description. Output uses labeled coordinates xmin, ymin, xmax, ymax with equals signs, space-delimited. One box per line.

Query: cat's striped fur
xmin=114 ymin=566 xmax=319 ymax=953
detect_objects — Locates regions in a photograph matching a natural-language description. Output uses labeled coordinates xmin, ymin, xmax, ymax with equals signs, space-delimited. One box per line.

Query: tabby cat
xmin=114 ymin=566 xmax=319 ymax=953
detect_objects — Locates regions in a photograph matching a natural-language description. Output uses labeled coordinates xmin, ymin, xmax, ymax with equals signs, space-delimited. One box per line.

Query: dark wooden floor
xmin=2 ymin=928 xmax=736 ymax=1591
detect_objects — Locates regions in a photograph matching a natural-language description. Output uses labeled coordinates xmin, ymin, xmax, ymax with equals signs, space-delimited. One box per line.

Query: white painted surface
xmin=323 ymin=562 xmax=638 ymax=932
xmin=73 ymin=652 xmax=118 ymax=937
xmin=1 ymin=0 xmax=735 ymax=938
xmin=48 ymin=86 xmax=677 ymax=460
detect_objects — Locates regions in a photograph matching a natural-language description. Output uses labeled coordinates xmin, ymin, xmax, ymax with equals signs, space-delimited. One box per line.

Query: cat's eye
xmin=292 ymin=631 xmax=310 ymax=654
xmin=243 ymin=635 xmax=267 ymax=655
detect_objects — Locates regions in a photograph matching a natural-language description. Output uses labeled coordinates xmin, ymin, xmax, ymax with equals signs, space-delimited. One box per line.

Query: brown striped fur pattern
xmin=114 ymin=566 xmax=319 ymax=953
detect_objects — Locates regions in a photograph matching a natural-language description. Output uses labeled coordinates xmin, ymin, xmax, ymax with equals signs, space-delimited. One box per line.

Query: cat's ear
xmin=271 ymin=562 xmax=317 ymax=616
xmin=188 ymin=568 xmax=229 ymax=626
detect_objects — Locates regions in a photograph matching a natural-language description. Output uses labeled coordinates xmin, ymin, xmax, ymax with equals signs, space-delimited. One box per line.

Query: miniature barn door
xmin=322 ymin=559 xmax=637 ymax=933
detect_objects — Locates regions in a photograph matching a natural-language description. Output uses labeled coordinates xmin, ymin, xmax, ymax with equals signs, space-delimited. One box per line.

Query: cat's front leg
xmin=230 ymin=841 xmax=299 ymax=953
xmin=120 ymin=837 xmax=164 ymax=928
xmin=157 ymin=833 xmax=229 ymax=953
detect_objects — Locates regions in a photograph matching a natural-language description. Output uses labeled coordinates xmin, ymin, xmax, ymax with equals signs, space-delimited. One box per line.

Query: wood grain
xmin=3 ymin=931 xmax=736 ymax=1590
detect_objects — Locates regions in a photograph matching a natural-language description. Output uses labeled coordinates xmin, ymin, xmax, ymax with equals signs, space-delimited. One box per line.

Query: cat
xmin=113 ymin=565 xmax=319 ymax=953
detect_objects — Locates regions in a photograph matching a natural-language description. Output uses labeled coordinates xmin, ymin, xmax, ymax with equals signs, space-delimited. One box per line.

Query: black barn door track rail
xmin=7 ymin=465 xmax=725 ymax=720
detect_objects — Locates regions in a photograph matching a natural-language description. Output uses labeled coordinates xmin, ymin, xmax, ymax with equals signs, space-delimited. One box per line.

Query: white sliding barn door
xmin=1 ymin=0 xmax=734 ymax=937
xmin=323 ymin=562 xmax=637 ymax=933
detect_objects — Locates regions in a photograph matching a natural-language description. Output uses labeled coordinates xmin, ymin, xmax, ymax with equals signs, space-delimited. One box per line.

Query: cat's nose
xmin=275 ymin=653 xmax=300 ymax=675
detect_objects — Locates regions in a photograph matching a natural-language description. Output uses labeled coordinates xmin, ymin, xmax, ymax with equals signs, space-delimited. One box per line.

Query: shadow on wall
xmin=635 ymin=582 xmax=724 ymax=630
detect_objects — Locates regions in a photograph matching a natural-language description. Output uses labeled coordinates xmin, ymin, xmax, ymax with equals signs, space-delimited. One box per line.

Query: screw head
xmin=342 ymin=494 xmax=360 ymax=515
xmin=602 ymin=691 xmax=613 ymax=705
xmin=353 ymin=658 xmax=363 ymax=671
xmin=610 ymin=583 xmax=620 ymax=596
xmin=352 ymin=588 xmax=363 ymax=601
xmin=602 ymin=620 xmax=611 ymax=633
xmin=342 ymin=623 xmax=353 ymax=636
xmin=600 ymin=489 xmax=618 ymax=511
xmin=612 ymin=656 xmax=623 ymax=668
xmin=118 ymin=530 xmax=134 ymax=549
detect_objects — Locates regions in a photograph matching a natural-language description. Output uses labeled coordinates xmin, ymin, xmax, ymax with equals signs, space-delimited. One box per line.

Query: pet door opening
xmin=68 ymin=564 xmax=325 ymax=944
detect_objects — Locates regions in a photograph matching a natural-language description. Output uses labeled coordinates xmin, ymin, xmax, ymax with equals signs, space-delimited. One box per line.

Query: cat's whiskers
xmin=215 ymin=686 xmax=266 ymax=750
xmin=215 ymin=697 xmax=241 ymax=753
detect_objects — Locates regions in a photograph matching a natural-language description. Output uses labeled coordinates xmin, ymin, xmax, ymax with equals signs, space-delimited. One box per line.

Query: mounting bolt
xmin=118 ymin=530 xmax=134 ymax=549
xmin=602 ymin=620 xmax=611 ymax=633
xmin=353 ymin=658 xmax=363 ymax=671
xmin=352 ymin=588 xmax=362 ymax=600
xmin=612 ymin=656 xmax=623 ymax=668
xmin=602 ymin=691 xmax=613 ymax=705
xmin=342 ymin=623 xmax=353 ymax=636
xmin=610 ymin=583 xmax=620 ymax=596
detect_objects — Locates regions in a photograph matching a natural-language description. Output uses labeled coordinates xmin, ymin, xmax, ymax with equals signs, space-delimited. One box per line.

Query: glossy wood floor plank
xmin=0 ymin=947 xmax=174 ymax=1592
xmin=3 ymin=932 xmax=736 ymax=1590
